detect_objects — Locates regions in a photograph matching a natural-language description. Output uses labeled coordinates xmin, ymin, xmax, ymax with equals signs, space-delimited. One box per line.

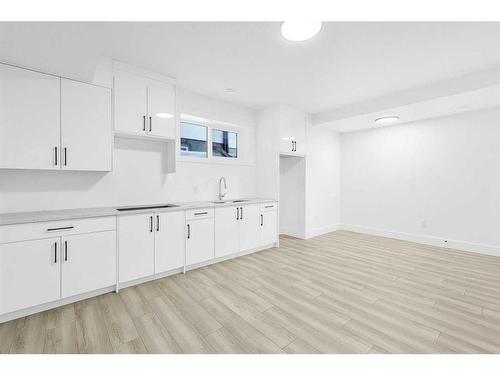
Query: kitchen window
xmin=180 ymin=121 xmax=208 ymax=158
xmin=212 ymin=129 xmax=237 ymax=158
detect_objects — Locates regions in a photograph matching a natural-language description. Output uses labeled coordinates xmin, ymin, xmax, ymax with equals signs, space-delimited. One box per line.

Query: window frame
xmin=178 ymin=114 xmax=244 ymax=165
xmin=180 ymin=120 xmax=209 ymax=159
xmin=211 ymin=128 xmax=238 ymax=159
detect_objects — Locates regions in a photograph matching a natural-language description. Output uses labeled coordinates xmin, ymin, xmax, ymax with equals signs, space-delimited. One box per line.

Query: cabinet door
xmin=61 ymin=231 xmax=116 ymax=298
xmin=155 ymin=211 xmax=185 ymax=273
xmin=61 ymin=79 xmax=112 ymax=171
xmin=0 ymin=238 xmax=60 ymax=315
xmin=114 ymin=70 xmax=148 ymax=134
xmin=214 ymin=206 xmax=240 ymax=258
xmin=118 ymin=214 xmax=155 ymax=283
xmin=147 ymin=80 xmax=176 ymax=138
xmin=185 ymin=219 xmax=214 ymax=266
xmin=239 ymin=204 xmax=261 ymax=252
xmin=279 ymin=106 xmax=306 ymax=155
xmin=0 ymin=63 xmax=60 ymax=169
xmin=279 ymin=138 xmax=294 ymax=154
xmin=261 ymin=210 xmax=278 ymax=246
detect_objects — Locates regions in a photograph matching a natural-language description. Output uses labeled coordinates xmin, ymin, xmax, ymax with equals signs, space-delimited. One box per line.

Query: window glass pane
xmin=212 ymin=129 xmax=237 ymax=158
xmin=180 ymin=122 xmax=208 ymax=157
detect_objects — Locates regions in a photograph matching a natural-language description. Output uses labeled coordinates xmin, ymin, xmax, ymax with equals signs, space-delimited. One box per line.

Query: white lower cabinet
xmin=186 ymin=210 xmax=215 ymax=266
xmin=261 ymin=209 xmax=278 ymax=245
xmin=0 ymin=218 xmax=117 ymax=317
xmin=155 ymin=211 xmax=185 ymax=273
xmin=118 ymin=213 xmax=155 ymax=283
xmin=0 ymin=202 xmax=277 ymax=321
xmin=61 ymin=231 xmax=116 ymax=298
xmin=0 ymin=238 xmax=61 ymax=315
xmin=214 ymin=206 xmax=240 ymax=258
xmin=119 ymin=211 xmax=186 ymax=283
xmin=239 ymin=204 xmax=261 ymax=251
xmin=215 ymin=203 xmax=278 ymax=259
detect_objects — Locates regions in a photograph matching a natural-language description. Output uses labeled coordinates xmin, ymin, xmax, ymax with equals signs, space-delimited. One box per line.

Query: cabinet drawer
xmin=185 ymin=208 xmax=214 ymax=221
xmin=260 ymin=202 xmax=278 ymax=212
xmin=0 ymin=216 xmax=116 ymax=244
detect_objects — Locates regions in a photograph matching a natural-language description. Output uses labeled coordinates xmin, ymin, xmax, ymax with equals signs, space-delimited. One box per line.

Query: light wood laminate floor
xmin=1 ymin=231 xmax=500 ymax=354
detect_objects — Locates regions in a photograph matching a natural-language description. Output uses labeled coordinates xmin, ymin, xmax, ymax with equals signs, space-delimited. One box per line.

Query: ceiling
xmin=0 ymin=22 xmax=499 ymax=115
xmin=319 ymin=85 xmax=500 ymax=132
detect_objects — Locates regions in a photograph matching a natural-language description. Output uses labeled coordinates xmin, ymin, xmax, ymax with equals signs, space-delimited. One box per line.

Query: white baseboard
xmin=305 ymin=224 xmax=341 ymax=239
xmin=280 ymin=227 xmax=306 ymax=239
xmin=0 ymin=285 xmax=116 ymax=324
xmin=339 ymin=223 xmax=500 ymax=257
xmin=118 ymin=267 xmax=184 ymax=290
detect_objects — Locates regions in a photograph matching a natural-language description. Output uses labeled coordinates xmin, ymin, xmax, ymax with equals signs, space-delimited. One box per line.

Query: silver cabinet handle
xmin=143 ymin=115 xmax=146 ymax=131
xmin=64 ymin=240 xmax=68 ymax=261
xmin=187 ymin=224 xmax=190 ymax=239
xmin=194 ymin=212 xmax=208 ymax=216
xmin=156 ymin=215 xmax=160 ymax=231
xmin=240 ymin=206 xmax=243 ymax=220
xmin=150 ymin=216 xmax=153 ymax=232
xmin=64 ymin=147 xmax=67 ymax=166
xmin=54 ymin=146 xmax=58 ymax=166
xmin=236 ymin=207 xmax=239 ymax=220
xmin=149 ymin=116 xmax=152 ymax=132
xmin=261 ymin=214 xmax=263 ymax=226
xmin=54 ymin=241 xmax=58 ymax=263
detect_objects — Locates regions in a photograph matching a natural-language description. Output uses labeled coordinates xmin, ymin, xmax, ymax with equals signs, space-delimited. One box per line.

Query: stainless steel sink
xmin=211 ymin=199 xmax=250 ymax=204
xmin=116 ymin=204 xmax=178 ymax=211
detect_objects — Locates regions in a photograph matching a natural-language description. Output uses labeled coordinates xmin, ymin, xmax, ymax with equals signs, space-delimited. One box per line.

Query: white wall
xmin=305 ymin=124 xmax=341 ymax=238
xmin=340 ymin=108 xmax=500 ymax=255
xmin=279 ymin=156 xmax=306 ymax=238
xmin=256 ymin=105 xmax=280 ymax=200
xmin=0 ymin=88 xmax=258 ymax=213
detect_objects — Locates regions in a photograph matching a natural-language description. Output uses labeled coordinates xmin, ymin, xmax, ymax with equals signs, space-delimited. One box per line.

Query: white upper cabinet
xmin=0 ymin=63 xmax=60 ymax=169
xmin=113 ymin=70 xmax=148 ymax=135
xmin=0 ymin=63 xmax=112 ymax=171
xmin=147 ymin=80 xmax=176 ymax=138
xmin=114 ymin=69 xmax=176 ymax=139
xmin=61 ymin=79 xmax=112 ymax=171
xmin=279 ymin=105 xmax=306 ymax=156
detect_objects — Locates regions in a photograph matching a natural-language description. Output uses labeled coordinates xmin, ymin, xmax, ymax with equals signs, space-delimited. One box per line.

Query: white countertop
xmin=0 ymin=198 xmax=277 ymax=226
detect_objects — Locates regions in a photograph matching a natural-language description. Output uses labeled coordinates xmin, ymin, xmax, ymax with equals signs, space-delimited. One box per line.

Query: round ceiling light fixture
xmin=281 ymin=21 xmax=322 ymax=42
xmin=374 ymin=116 xmax=400 ymax=125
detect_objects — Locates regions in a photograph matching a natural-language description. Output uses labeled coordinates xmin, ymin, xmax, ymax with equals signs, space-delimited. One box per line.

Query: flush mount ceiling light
xmin=281 ymin=21 xmax=322 ymax=42
xmin=374 ymin=116 xmax=400 ymax=124
xmin=156 ymin=113 xmax=174 ymax=119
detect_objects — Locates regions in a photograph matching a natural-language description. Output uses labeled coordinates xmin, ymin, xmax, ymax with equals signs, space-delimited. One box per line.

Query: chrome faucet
xmin=218 ymin=177 xmax=227 ymax=201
